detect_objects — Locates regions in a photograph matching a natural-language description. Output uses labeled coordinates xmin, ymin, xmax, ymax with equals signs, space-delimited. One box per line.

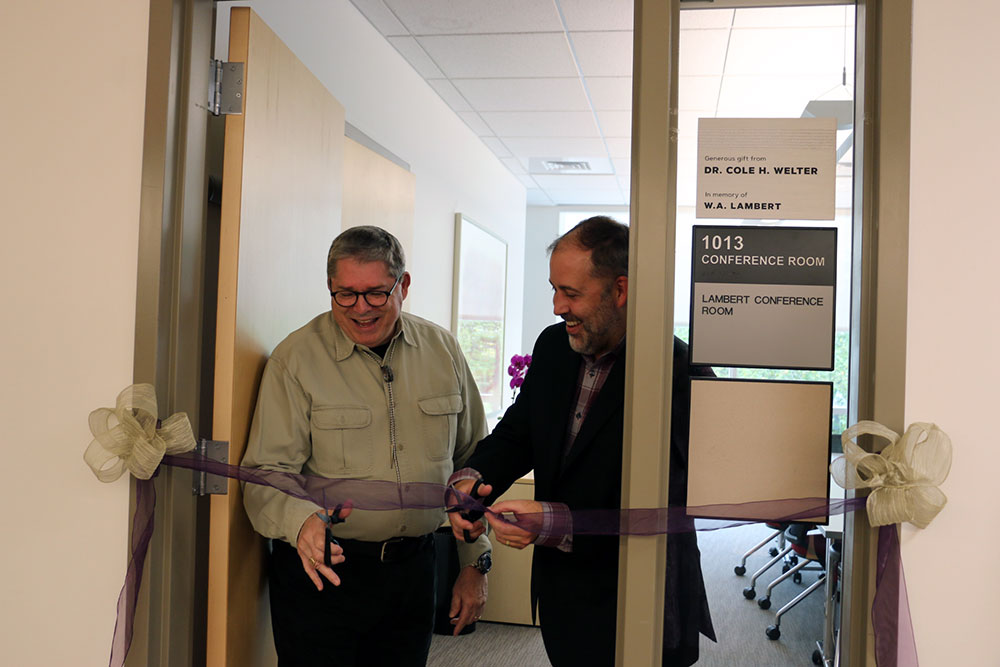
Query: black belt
xmin=337 ymin=534 xmax=431 ymax=563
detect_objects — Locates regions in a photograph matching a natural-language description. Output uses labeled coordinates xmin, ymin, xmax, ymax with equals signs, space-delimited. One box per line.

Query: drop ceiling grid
xmin=349 ymin=0 xmax=633 ymax=206
xmin=348 ymin=1 xmax=856 ymax=208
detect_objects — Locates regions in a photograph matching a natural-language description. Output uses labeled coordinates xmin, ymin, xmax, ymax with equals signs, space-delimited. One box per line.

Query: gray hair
xmin=327 ymin=226 xmax=406 ymax=279
xmin=547 ymin=216 xmax=629 ymax=280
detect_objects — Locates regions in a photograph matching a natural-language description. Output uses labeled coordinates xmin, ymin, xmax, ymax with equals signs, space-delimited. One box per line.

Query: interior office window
xmin=675 ymin=5 xmax=855 ymax=435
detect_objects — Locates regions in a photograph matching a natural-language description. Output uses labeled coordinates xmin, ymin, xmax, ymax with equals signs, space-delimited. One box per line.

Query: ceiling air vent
xmin=543 ymin=160 xmax=591 ymax=172
xmin=527 ymin=157 xmax=614 ymax=175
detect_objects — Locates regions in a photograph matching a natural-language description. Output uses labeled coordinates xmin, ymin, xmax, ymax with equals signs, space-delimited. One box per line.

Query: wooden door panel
xmin=207 ymin=8 xmax=345 ymax=667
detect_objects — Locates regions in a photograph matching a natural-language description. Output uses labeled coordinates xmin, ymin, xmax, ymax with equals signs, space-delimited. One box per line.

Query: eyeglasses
xmin=330 ymin=274 xmax=402 ymax=308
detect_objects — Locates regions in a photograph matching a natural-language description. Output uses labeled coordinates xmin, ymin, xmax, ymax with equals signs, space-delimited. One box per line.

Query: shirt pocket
xmin=310 ymin=406 xmax=373 ymax=475
xmin=417 ymin=393 xmax=463 ymax=462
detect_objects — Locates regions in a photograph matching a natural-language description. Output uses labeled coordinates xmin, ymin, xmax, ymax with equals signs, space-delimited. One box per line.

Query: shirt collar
xmin=582 ymin=334 xmax=626 ymax=366
xmin=326 ymin=311 xmax=417 ymax=362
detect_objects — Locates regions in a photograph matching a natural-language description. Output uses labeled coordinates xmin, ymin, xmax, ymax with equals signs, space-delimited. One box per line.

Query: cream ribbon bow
xmin=83 ymin=384 xmax=197 ymax=482
xmin=830 ymin=421 xmax=952 ymax=529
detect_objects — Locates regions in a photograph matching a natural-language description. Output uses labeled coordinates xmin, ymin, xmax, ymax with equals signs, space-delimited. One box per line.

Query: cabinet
xmin=481 ymin=475 xmax=537 ymax=626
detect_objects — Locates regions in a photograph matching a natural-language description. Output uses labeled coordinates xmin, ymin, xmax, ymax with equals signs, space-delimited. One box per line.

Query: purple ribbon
xmin=110 ymin=453 xmax=916 ymax=666
xmin=110 ymin=476 xmax=155 ymax=667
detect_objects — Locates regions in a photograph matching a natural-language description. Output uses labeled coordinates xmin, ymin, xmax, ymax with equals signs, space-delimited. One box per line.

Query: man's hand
xmin=447 ymin=479 xmax=492 ymax=542
xmin=485 ymin=499 xmax=543 ymax=549
xmin=449 ymin=566 xmax=488 ymax=636
xmin=295 ymin=505 xmax=353 ymax=591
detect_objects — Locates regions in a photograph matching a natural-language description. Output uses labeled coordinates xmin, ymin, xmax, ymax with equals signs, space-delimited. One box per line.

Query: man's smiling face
xmin=327 ymin=257 xmax=409 ymax=348
xmin=549 ymin=245 xmax=627 ymax=358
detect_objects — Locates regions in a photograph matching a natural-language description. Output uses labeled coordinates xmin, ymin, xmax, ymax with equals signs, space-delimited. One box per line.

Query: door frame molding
xmin=130 ymin=0 xmax=217 ymax=665
xmin=132 ymin=1 xmax=912 ymax=666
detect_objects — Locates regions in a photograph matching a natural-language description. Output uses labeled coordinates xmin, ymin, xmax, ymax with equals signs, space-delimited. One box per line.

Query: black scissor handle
xmin=461 ymin=480 xmax=486 ymax=544
xmin=318 ymin=503 xmax=345 ymax=568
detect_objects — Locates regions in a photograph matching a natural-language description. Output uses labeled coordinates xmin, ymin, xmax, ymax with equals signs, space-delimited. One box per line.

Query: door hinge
xmin=210 ymin=60 xmax=244 ymax=116
xmin=192 ymin=438 xmax=230 ymax=495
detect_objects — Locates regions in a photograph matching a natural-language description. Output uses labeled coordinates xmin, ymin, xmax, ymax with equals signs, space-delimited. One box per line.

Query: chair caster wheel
xmin=812 ymin=648 xmax=824 ymax=665
xmin=789 ymin=555 xmax=799 ymax=566
xmin=781 ymin=564 xmax=790 ymax=574
xmin=734 ymin=565 xmax=746 ymax=576
xmin=793 ymin=572 xmax=803 ymax=584
xmin=758 ymin=597 xmax=771 ymax=610
xmin=743 ymin=587 xmax=756 ymax=600
xmin=766 ymin=625 xmax=780 ymax=640
xmin=769 ymin=547 xmax=779 ymax=557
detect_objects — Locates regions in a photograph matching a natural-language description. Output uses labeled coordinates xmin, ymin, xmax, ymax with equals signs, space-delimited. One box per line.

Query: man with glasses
xmin=242 ymin=226 xmax=492 ymax=666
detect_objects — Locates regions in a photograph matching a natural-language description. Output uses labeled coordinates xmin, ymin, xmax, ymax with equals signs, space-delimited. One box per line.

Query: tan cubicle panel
xmin=687 ymin=378 xmax=832 ymax=522
xmin=481 ymin=475 xmax=538 ymax=626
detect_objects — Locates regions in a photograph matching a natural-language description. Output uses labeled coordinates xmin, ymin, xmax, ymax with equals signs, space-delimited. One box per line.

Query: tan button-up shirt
xmin=242 ymin=310 xmax=490 ymax=566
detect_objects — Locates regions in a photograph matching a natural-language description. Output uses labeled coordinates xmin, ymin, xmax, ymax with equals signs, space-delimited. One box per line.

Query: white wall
xmin=0 ymin=2 xmax=149 ymax=665
xmin=215 ymin=1 xmax=527 ymax=377
xmin=905 ymin=2 xmax=1000 ymax=665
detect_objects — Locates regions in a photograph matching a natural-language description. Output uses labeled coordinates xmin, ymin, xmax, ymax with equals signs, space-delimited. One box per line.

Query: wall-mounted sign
xmin=696 ymin=117 xmax=837 ymax=220
xmin=690 ymin=225 xmax=836 ymax=370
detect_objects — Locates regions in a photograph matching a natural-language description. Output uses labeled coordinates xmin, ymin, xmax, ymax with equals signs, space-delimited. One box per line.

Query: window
xmin=674 ymin=4 xmax=855 ymax=436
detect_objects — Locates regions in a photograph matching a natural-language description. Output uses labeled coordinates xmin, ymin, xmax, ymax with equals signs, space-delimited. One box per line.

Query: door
xmin=206 ymin=8 xmax=345 ymax=666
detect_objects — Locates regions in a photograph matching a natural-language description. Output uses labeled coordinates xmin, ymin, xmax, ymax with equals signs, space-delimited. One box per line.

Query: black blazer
xmin=467 ymin=323 xmax=715 ymax=649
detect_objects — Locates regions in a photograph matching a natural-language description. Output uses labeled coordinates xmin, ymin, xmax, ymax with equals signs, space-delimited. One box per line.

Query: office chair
xmin=761 ymin=527 xmax=841 ymax=642
xmin=741 ymin=521 xmax=808 ymax=601
xmin=733 ymin=521 xmax=789 ymax=576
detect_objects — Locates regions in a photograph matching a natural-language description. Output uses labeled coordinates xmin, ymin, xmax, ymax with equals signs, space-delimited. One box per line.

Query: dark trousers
xmin=269 ymin=537 xmax=436 ymax=667
xmin=538 ymin=591 xmax=700 ymax=667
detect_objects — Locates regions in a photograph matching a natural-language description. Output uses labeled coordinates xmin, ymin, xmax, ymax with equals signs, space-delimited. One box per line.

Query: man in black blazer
xmin=449 ymin=216 xmax=715 ymax=666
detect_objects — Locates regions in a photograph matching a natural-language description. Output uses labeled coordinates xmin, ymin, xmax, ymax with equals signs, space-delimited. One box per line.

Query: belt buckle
xmin=380 ymin=537 xmax=405 ymax=562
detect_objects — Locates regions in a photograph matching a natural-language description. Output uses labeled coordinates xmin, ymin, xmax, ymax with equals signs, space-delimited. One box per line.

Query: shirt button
xmin=400 ymin=525 xmax=407 ymax=533
xmin=589 ymin=370 xmax=596 ymax=377
xmin=576 ymin=412 xmax=582 ymax=419
xmin=397 ymin=444 xmax=405 ymax=452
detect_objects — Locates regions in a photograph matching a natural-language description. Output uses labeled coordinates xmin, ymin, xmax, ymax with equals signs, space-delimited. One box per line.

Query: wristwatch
xmin=472 ymin=551 xmax=492 ymax=575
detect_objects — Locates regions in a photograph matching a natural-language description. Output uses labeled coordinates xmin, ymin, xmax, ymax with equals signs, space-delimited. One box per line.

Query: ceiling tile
xmin=459 ymin=111 xmax=495 ymax=136
xmin=383 ymin=0 xmax=563 ymax=34
xmin=617 ymin=174 xmax=631 ymax=192
xmin=679 ymin=76 xmax=721 ymax=111
xmin=501 ymin=157 xmax=527 ymax=174
xmin=481 ymin=111 xmax=600 ymax=138
xmin=679 ymin=8 xmax=734 ymax=30
xmin=585 ymin=77 xmax=632 ymax=110
xmin=544 ymin=188 xmax=626 ymax=205
xmin=532 ymin=174 xmax=620 ymax=190
xmin=716 ymin=75 xmax=843 ymax=117
xmin=570 ymin=31 xmax=633 ymax=77
xmin=350 ymin=0 xmax=408 ymax=36
xmin=596 ymin=110 xmax=630 ymax=137
xmin=452 ymin=78 xmax=590 ymax=111
xmin=733 ymin=6 xmax=853 ymax=29
xmin=604 ymin=137 xmax=630 ymax=159
xmin=526 ymin=188 xmax=555 ymax=205
xmin=514 ymin=173 xmax=540 ymax=188
xmin=724 ymin=27 xmax=847 ymax=76
xmin=416 ymin=33 xmax=576 ymax=78
xmin=427 ymin=79 xmax=471 ymax=112
xmin=611 ymin=157 xmax=631 ymax=176
xmin=502 ymin=137 xmax=607 ymax=159
xmin=558 ymin=0 xmax=633 ymax=31
xmin=386 ymin=36 xmax=445 ymax=78
xmin=678 ymin=28 xmax=731 ymax=76
xmin=479 ymin=137 xmax=512 ymax=158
